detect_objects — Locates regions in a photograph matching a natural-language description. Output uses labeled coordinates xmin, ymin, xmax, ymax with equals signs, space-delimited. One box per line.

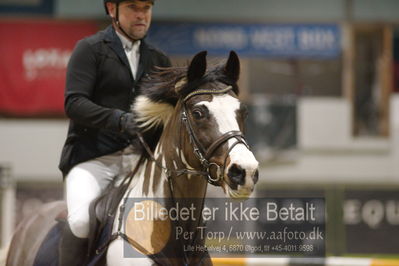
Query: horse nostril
xmin=253 ymin=170 xmax=259 ymax=184
xmin=227 ymin=164 xmax=246 ymax=186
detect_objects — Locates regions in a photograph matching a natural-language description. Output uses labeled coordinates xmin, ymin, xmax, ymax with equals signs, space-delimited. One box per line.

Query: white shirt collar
xmin=115 ymin=30 xmax=141 ymax=52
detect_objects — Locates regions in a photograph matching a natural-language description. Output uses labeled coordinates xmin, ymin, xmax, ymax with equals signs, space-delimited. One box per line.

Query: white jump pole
xmin=0 ymin=164 xmax=16 ymax=248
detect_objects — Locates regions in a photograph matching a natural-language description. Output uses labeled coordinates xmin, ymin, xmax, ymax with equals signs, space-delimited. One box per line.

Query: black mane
xmin=137 ymin=66 xmax=186 ymax=106
xmin=138 ymin=64 xmax=239 ymax=107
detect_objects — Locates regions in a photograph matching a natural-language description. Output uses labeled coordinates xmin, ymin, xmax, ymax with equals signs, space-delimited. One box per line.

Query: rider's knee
xmin=68 ymin=214 xmax=90 ymax=238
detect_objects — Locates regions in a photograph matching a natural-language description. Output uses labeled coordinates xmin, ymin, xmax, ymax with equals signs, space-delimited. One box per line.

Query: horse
xmin=5 ymin=50 xmax=259 ymax=266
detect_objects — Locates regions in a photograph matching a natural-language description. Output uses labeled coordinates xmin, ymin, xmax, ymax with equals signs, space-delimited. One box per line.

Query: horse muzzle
xmin=224 ymin=157 xmax=259 ymax=199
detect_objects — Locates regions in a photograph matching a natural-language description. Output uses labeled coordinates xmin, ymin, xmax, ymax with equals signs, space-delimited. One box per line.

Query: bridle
xmin=98 ymin=85 xmax=251 ymax=265
xmin=135 ymin=85 xmax=250 ymax=264
xmin=137 ymin=84 xmax=249 ymax=186
xmin=180 ymin=85 xmax=249 ymax=185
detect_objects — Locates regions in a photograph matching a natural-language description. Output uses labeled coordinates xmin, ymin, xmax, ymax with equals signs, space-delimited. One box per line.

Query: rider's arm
xmin=64 ymin=39 xmax=125 ymax=132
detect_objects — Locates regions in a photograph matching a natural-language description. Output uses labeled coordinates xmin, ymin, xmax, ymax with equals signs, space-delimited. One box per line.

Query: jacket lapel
xmin=104 ymin=25 xmax=133 ymax=80
xmin=136 ymin=40 xmax=151 ymax=82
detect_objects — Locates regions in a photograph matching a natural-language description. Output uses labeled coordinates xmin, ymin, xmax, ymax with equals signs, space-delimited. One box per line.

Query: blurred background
xmin=0 ymin=0 xmax=399 ymax=261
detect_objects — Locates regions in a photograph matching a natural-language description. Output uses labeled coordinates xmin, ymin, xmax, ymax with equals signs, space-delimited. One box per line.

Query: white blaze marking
xmin=197 ymin=95 xmax=259 ymax=190
xmin=197 ymin=94 xmax=241 ymax=133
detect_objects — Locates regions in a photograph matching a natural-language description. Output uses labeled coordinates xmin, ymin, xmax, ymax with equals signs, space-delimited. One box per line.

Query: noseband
xmin=181 ymin=85 xmax=249 ymax=185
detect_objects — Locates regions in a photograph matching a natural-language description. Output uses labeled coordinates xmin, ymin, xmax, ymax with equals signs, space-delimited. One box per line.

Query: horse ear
xmin=224 ymin=51 xmax=240 ymax=83
xmin=187 ymin=51 xmax=207 ymax=82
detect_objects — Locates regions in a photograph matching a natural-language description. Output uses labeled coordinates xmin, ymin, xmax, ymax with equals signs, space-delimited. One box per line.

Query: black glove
xmin=119 ymin=112 xmax=137 ymax=137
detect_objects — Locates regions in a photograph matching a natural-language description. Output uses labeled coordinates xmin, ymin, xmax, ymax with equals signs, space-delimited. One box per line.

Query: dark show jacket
xmin=59 ymin=25 xmax=171 ymax=176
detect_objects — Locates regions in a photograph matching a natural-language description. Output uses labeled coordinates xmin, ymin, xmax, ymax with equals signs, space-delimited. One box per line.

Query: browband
xmin=183 ymin=85 xmax=233 ymax=102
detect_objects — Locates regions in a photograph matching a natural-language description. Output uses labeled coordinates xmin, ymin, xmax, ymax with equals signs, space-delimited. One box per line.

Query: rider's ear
xmin=224 ymin=51 xmax=240 ymax=83
xmin=107 ymin=2 xmax=116 ymax=18
xmin=187 ymin=51 xmax=207 ymax=82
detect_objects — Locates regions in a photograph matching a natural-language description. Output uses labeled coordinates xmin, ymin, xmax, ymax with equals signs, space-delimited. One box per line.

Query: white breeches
xmin=65 ymin=147 xmax=140 ymax=238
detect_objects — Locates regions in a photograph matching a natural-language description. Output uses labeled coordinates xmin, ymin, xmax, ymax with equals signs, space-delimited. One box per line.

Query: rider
xmin=58 ymin=0 xmax=171 ymax=265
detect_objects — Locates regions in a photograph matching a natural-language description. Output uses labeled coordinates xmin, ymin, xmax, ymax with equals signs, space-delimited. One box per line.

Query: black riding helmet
xmin=103 ymin=0 xmax=154 ymax=15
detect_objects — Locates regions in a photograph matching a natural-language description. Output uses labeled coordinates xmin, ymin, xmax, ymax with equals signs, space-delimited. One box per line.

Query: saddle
xmin=87 ymin=179 xmax=129 ymax=260
xmin=31 ymin=173 xmax=135 ymax=266
xmin=87 ymin=154 xmax=145 ymax=264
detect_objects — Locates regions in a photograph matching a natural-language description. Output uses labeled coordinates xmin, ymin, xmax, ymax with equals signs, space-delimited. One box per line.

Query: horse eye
xmin=192 ymin=110 xmax=203 ymax=120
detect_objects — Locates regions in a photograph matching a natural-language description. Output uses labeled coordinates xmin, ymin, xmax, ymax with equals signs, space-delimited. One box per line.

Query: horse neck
xmin=156 ymin=105 xmax=208 ymax=199
xmin=132 ymin=105 xmax=208 ymax=199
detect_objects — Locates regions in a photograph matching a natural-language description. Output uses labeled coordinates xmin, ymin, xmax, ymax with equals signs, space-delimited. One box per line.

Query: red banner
xmin=0 ymin=19 xmax=97 ymax=115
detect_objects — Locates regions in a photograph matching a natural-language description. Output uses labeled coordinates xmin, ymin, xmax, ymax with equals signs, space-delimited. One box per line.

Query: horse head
xmin=134 ymin=51 xmax=259 ymax=199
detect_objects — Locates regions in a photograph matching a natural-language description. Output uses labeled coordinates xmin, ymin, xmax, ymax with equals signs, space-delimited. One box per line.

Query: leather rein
xmin=96 ymin=86 xmax=250 ymax=265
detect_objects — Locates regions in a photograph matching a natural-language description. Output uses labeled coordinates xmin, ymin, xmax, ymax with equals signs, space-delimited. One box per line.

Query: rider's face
xmin=108 ymin=0 xmax=153 ymax=40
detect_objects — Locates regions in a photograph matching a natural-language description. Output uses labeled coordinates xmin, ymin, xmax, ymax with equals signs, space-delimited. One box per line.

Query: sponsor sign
xmin=0 ymin=20 xmax=97 ymax=115
xmin=148 ymin=23 xmax=341 ymax=58
xmin=344 ymin=190 xmax=399 ymax=254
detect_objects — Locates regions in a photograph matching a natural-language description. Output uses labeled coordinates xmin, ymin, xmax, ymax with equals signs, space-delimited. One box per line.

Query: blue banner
xmin=0 ymin=0 xmax=54 ymax=15
xmin=148 ymin=23 xmax=341 ymax=58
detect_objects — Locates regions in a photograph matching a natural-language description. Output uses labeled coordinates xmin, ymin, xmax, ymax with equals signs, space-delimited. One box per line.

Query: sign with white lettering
xmin=148 ymin=23 xmax=341 ymax=58
xmin=0 ymin=19 xmax=97 ymax=115
xmin=122 ymin=197 xmax=325 ymax=258
xmin=344 ymin=190 xmax=399 ymax=254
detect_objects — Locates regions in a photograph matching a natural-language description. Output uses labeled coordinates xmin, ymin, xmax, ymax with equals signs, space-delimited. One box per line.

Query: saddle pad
xmin=33 ymin=222 xmax=63 ymax=266
xmin=32 ymin=218 xmax=114 ymax=266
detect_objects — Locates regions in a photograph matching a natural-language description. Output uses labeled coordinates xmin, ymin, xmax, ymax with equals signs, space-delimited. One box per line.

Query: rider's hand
xmin=119 ymin=112 xmax=137 ymax=137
